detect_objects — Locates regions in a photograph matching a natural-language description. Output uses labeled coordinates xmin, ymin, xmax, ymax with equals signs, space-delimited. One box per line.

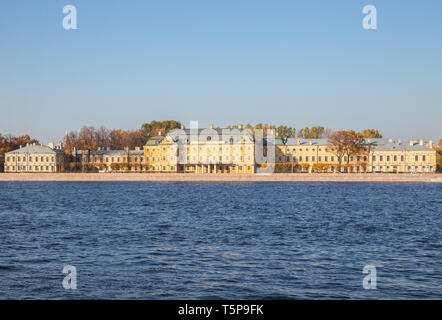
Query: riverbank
xmin=0 ymin=173 xmax=441 ymax=183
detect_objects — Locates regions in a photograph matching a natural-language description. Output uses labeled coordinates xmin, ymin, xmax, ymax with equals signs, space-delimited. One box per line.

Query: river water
xmin=0 ymin=182 xmax=440 ymax=299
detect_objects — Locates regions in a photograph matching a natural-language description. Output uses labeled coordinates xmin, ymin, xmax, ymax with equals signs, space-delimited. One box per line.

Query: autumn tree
xmin=436 ymin=139 xmax=442 ymax=173
xmin=297 ymin=126 xmax=331 ymax=139
xmin=360 ymin=129 xmax=383 ymax=138
xmin=328 ymin=130 xmax=365 ymax=171
xmin=64 ymin=126 xmax=148 ymax=153
xmin=140 ymin=120 xmax=182 ymax=139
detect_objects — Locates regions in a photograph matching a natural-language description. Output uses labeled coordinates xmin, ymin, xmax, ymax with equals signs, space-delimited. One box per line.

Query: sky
xmin=0 ymin=0 xmax=441 ymax=143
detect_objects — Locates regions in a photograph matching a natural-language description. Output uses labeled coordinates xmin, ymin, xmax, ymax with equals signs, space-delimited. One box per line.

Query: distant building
xmin=71 ymin=147 xmax=144 ymax=172
xmin=272 ymin=137 xmax=436 ymax=173
xmin=4 ymin=144 xmax=66 ymax=173
xmin=143 ymin=126 xmax=255 ymax=173
xmin=143 ymin=128 xmax=437 ymax=174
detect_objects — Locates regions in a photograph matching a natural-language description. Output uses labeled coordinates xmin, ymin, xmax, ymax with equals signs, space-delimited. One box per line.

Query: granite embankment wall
xmin=0 ymin=173 xmax=441 ymax=183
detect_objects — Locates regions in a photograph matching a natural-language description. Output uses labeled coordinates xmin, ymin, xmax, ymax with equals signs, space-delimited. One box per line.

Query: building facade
xmin=3 ymin=131 xmax=437 ymax=174
xmin=271 ymin=137 xmax=436 ymax=173
xmin=4 ymin=144 xmax=66 ymax=173
xmin=144 ymin=126 xmax=256 ymax=173
xmin=71 ymin=147 xmax=144 ymax=172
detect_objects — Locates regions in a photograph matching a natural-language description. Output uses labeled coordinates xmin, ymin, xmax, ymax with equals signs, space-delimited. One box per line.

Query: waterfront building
xmin=4 ymin=143 xmax=66 ymax=173
xmin=272 ymin=136 xmax=436 ymax=173
xmin=3 ymin=131 xmax=436 ymax=174
xmin=71 ymin=147 xmax=144 ymax=172
xmin=143 ymin=126 xmax=255 ymax=173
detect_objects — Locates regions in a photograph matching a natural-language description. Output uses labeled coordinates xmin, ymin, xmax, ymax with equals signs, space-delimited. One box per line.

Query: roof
xmin=145 ymin=136 xmax=165 ymax=146
xmin=73 ymin=149 xmax=144 ymax=156
xmin=264 ymin=137 xmax=435 ymax=151
xmin=6 ymin=145 xmax=65 ymax=154
xmin=145 ymin=128 xmax=254 ymax=146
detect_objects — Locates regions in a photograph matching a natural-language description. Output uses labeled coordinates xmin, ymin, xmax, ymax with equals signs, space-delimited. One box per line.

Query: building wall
xmin=5 ymin=153 xmax=65 ymax=173
xmin=144 ymin=135 xmax=255 ymax=173
xmin=371 ymin=150 xmax=436 ymax=173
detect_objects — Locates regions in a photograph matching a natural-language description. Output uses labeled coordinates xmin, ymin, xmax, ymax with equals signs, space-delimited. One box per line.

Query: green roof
xmin=144 ymin=136 xmax=165 ymax=146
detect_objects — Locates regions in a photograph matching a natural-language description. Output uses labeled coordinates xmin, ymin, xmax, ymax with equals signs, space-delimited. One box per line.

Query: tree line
xmin=63 ymin=120 xmax=183 ymax=152
xmin=226 ymin=124 xmax=382 ymax=139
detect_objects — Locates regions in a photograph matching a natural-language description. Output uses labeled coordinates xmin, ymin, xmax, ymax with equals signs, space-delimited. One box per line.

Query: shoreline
xmin=0 ymin=173 xmax=441 ymax=183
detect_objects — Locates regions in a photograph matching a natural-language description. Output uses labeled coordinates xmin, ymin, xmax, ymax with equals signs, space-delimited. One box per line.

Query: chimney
xmin=397 ymin=139 xmax=401 ymax=144
xmin=297 ymin=139 xmax=301 ymax=145
xmin=238 ymin=124 xmax=243 ymax=129
xmin=158 ymin=131 xmax=162 ymax=136
xmin=209 ymin=124 xmax=213 ymax=129
xmin=106 ymin=147 xmax=110 ymax=151
xmin=124 ymin=146 xmax=129 ymax=151
xmin=275 ymin=131 xmax=279 ymax=137
xmin=26 ymin=143 xmax=29 ymax=147
xmin=419 ymin=139 xmax=423 ymax=146
xmin=135 ymin=146 xmax=140 ymax=151
xmin=33 ymin=143 xmax=36 ymax=146
xmin=428 ymin=140 xmax=433 ymax=148
xmin=309 ymin=140 xmax=313 ymax=145
xmin=20 ymin=145 xmax=22 ymax=149
xmin=409 ymin=141 xmax=414 ymax=146
xmin=388 ymin=138 xmax=393 ymax=143
xmin=367 ymin=138 xmax=371 ymax=144
xmin=181 ymin=125 xmax=184 ymax=129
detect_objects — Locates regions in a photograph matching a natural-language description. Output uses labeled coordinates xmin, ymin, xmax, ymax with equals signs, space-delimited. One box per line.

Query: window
xmin=372 ymin=155 xmax=376 ymax=161
xmin=423 ymin=155 xmax=426 ymax=161
xmin=286 ymin=156 xmax=290 ymax=162
xmin=331 ymin=156 xmax=334 ymax=162
xmin=312 ymin=156 xmax=315 ymax=162
xmin=401 ymin=155 xmax=404 ymax=161
xmin=387 ymin=156 xmax=390 ymax=161
xmin=46 ymin=157 xmax=49 ymax=162
xmin=325 ymin=156 xmax=328 ymax=162
xmin=318 ymin=156 xmax=322 ymax=162
xmin=415 ymin=155 xmax=418 ymax=161
xmin=380 ymin=156 xmax=383 ymax=161
xmin=299 ymin=156 xmax=302 ymax=162
xmin=306 ymin=156 xmax=309 ymax=162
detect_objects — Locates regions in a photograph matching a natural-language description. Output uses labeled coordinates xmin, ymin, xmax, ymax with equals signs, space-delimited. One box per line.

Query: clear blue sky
xmin=1 ymin=0 xmax=441 ymax=143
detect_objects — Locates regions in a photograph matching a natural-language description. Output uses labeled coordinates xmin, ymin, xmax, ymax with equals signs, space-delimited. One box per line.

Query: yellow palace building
xmin=144 ymin=125 xmax=256 ymax=173
xmin=143 ymin=127 xmax=436 ymax=174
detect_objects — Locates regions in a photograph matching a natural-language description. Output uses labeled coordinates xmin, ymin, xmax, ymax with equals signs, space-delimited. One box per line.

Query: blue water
xmin=0 ymin=182 xmax=441 ymax=299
